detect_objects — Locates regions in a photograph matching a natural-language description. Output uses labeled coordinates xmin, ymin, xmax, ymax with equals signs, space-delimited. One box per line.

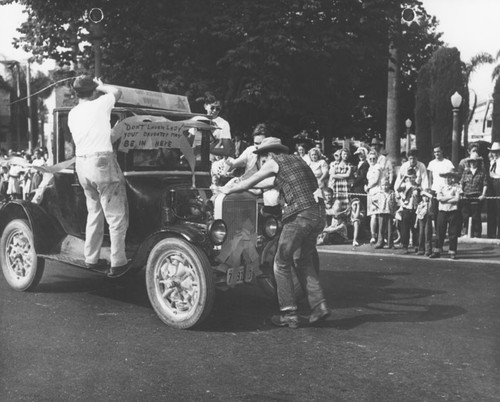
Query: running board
xmin=38 ymin=254 xmax=110 ymax=275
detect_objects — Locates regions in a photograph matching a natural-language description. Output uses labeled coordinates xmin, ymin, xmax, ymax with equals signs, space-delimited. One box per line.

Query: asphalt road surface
xmin=1 ymin=252 xmax=499 ymax=401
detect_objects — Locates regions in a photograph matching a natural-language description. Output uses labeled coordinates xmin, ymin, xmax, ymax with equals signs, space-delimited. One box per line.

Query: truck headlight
xmin=264 ymin=216 xmax=279 ymax=238
xmin=208 ymin=219 xmax=227 ymax=245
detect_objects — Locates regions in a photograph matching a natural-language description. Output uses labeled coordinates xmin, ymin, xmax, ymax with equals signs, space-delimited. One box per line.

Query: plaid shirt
xmin=460 ymin=168 xmax=487 ymax=196
xmin=274 ymin=154 xmax=318 ymax=220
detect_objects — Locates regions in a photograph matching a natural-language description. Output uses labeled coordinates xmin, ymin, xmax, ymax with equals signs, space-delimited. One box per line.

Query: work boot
xmin=309 ymin=302 xmax=330 ymax=324
xmin=271 ymin=311 xmax=299 ymax=329
xmin=107 ymin=261 xmax=131 ymax=278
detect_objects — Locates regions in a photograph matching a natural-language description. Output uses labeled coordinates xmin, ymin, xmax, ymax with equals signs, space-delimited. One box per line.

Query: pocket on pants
xmin=96 ymin=156 xmax=110 ymax=169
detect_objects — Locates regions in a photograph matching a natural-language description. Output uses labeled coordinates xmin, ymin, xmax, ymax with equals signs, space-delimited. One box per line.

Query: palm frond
xmin=492 ymin=65 xmax=500 ymax=81
xmin=466 ymin=52 xmax=494 ymax=76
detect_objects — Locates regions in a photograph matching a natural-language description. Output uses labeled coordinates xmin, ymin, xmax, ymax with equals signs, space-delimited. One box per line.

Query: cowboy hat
xmin=72 ymin=75 xmax=98 ymax=93
xmin=489 ymin=142 xmax=500 ymax=152
xmin=439 ymin=167 xmax=459 ymax=177
xmin=253 ymin=137 xmax=289 ymax=155
xmin=370 ymin=138 xmax=383 ymax=146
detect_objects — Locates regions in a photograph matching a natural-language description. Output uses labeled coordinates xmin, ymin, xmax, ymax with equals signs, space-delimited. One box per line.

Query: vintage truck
xmin=0 ymin=86 xmax=281 ymax=329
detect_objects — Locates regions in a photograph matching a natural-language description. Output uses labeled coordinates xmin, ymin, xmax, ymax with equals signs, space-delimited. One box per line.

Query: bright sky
xmin=1 ymin=1 xmax=499 ymax=100
xmin=420 ymin=0 xmax=500 ymax=102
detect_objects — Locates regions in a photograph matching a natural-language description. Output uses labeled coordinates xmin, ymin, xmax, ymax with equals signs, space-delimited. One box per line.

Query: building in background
xmin=468 ymin=99 xmax=493 ymax=144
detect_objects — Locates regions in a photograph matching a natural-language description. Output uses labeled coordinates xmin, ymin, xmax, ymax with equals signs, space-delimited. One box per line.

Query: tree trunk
xmin=385 ymin=41 xmax=401 ymax=165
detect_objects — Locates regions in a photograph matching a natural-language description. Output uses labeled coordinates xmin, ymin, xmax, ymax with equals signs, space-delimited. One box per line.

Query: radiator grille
xmin=221 ymin=193 xmax=258 ymax=241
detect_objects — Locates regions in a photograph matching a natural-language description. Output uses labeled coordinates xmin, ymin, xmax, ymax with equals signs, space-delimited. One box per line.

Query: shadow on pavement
xmin=35 ymin=270 xmax=152 ymax=309
xmin=32 ymin=267 xmax=467 ymax=333
xmin=317 ymin=270 xmax=467 ymax=330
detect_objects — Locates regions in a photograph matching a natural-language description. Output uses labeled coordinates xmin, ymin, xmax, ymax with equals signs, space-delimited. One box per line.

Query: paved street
xmin=1 ymin=249 xmax=499 ymax=401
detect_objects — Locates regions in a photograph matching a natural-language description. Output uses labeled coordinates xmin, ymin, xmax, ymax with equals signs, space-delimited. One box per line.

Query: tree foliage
xmin=2 ymin=0 xmax=443 ymax=151
xmin=415 ymin=47 xmax=466 ymax=162
xmin=492 ymin=77 xmax=500 ymax=143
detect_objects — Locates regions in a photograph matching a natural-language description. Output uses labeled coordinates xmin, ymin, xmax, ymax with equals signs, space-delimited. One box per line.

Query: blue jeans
xmin=274 ymin=205 xmax=326 ymax=312
xmin=435 ymin=210 xmax=460 ymax=252
xmin=418 ymin=215 xmax=433 ymax=254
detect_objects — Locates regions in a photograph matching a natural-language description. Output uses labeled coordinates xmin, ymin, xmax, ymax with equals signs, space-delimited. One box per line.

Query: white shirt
xmin=427 ymin=158 xmax=455 ymax=192
xmin=394 ymin=160 xmax=429 ymax=190
xmin=68 ymin=93 xmax=115 ymax=156
xmin=238 ymin=145 xmax=259 ymax=175
xmin=212 ymin=116 xmax=231 ymax=141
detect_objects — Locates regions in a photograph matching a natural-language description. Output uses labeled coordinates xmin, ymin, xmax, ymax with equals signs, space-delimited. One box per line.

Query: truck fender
xmin=129 ymin=223 xmax=208 ymax=272
xmin=0 ymin=201 xmax=66 ymax=254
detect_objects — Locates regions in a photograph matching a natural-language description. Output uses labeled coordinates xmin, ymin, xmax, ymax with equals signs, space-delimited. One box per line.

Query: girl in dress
xmin=328 ymin=148 xmax=352 ymax=211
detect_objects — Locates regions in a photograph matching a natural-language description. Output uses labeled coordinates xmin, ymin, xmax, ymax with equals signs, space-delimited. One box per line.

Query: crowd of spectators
xmin=0 ymin=147 xmax=47 ymax=202
xmin=293 ymin=139 xmax=500 ymax=260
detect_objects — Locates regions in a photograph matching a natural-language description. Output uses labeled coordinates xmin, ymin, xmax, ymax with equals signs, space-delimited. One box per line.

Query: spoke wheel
xmin=1 ymin=219 xmax=44 ymax=291
xmin=146 ymin=238 xmax=214 ymax=329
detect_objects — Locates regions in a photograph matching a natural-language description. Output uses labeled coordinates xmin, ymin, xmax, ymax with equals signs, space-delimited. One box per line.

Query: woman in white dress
xmin=364 ymin=150 xmax=383 ymax=243
xmin=307 ymin=147 xmax=328 ymax=190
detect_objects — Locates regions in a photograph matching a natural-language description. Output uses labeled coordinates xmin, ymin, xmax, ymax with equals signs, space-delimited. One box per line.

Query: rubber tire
xmin=0 ymin=219 xmax=45 ymax=291
xmin=145 ymin=237 xmax=214 ymax=329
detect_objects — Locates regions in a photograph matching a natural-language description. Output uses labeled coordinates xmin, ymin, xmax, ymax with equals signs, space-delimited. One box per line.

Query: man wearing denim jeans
xmin=222 ymin=137 xmax=330 ymax=328
xmin=68 ymin=76 xmax=129 ymax=277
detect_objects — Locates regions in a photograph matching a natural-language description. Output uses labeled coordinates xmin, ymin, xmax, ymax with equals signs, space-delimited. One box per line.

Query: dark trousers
xmin=400 ymin=208 xmax=418 ymax=248
xmin=435 ymin=209 xmax=461 ymax=253
xmin=418 ymin=215 xmax=433 ymax=254
xmin=487 ymin=195 xmax=498 ymax=238
xmin=461 ymin=194 xmax=483 ymax=237
xmin=376 ymin=214 xmax=393 ymax=247
xmin=488 ymin=179 xmax=500 ymax=238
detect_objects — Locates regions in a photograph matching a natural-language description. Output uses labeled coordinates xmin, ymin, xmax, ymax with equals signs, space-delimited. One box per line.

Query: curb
xmin=317 ymin=247 xmax=499 ymax=265
xmin=457 ymin=237 xmax=500 ymax=245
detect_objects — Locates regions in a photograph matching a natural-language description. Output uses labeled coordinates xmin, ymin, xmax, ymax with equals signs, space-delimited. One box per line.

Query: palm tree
xmin=491 ymin=50 xmax=500 ymax=81
xmin=463 ymin=52 xmax=495 ymax=148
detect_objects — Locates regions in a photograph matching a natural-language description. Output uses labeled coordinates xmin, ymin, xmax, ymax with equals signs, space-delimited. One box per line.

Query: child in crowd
xmin=415 ymin=189 xmax=434 ymax=256
xmin=317 ymin=198 xmax=349 ymax=245
xmin=430 ymin=168 xmax=462 ymax=259
xmin=374 ymin=179 xmax=397 ymax=249
xmin=350 ymin=198 xmax=362 ymax=247
xmin=397 ymin=168 xmax=421 ymax=254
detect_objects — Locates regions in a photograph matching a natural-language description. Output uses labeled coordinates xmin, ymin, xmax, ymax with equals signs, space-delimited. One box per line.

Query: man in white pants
xmin=68 ymin=76 xmax=129 ymax=277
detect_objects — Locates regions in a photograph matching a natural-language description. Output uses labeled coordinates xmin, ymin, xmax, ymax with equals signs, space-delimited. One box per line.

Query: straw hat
xmin=253 ymin=137 xmax=289 ymax=154
xmin=489 ymin=142 xmax=500 ymax=152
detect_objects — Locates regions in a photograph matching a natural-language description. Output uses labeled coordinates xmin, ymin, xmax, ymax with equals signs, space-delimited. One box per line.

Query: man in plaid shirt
xmin=460 ymin=153 xmax=487 ymax=237
xmin=222 ymin=137 xmax=329 ymax=328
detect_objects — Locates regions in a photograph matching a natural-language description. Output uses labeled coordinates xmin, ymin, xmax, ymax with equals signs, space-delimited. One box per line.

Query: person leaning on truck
xmin=67 ymin=76 xmax=129 ymax=278
xmin=221 ymin=137 xmax=330 ymax=329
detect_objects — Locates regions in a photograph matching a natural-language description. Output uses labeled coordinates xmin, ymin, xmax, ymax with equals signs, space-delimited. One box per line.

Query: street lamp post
xmin=87 ymin=8 xmax=104 ymax=77
xmin=405 ymin=118 xmax=412 ymax=156
xmin=451 ymin=91 xmax=463 ymax=166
